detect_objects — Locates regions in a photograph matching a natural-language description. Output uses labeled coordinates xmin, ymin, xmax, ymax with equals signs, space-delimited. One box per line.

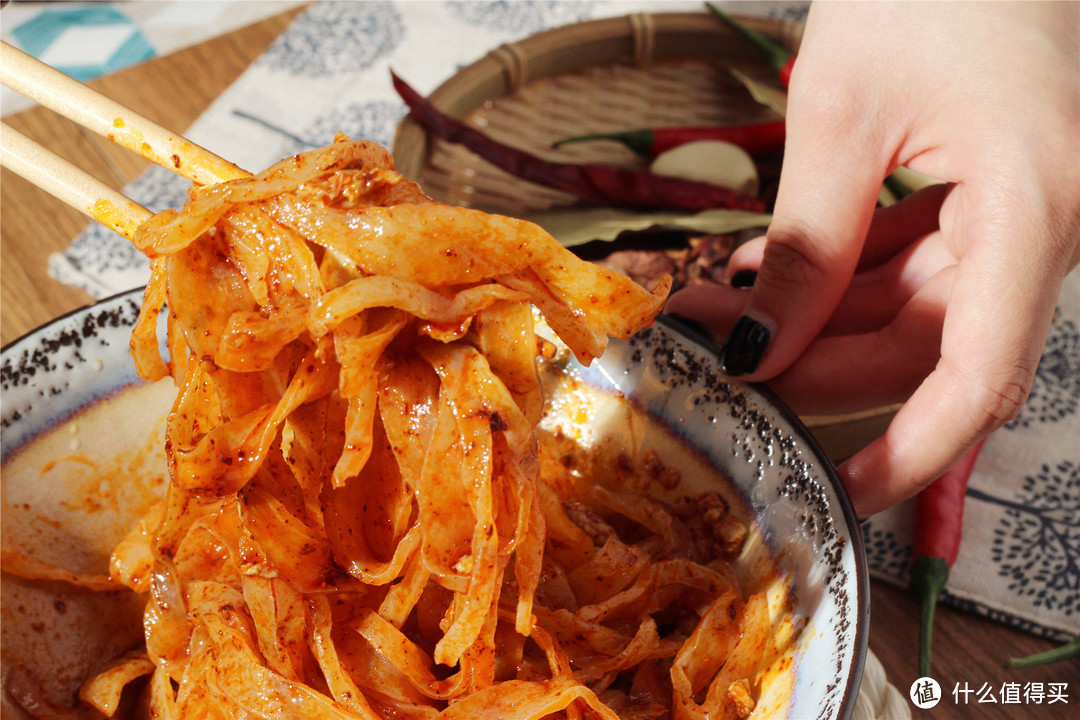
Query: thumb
xmin=721 ymin=86 xmax=890 ymax=379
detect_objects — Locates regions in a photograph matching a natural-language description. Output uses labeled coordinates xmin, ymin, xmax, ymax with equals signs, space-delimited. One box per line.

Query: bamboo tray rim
xmin=392 ymin=10 xmax=803 ymax=181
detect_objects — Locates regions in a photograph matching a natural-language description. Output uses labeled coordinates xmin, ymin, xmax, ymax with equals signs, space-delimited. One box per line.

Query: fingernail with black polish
xmin=720 ymin=316 xmax=770 ymax=376
xmin=729 ymin=269 xmax=757 ymax=288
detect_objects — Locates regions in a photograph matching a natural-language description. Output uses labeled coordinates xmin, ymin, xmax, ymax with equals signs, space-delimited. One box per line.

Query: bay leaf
xmin=727 ymin=65 xmax=788 ymax=117
xmin=522 ymin=207 xmax=771 ymax=248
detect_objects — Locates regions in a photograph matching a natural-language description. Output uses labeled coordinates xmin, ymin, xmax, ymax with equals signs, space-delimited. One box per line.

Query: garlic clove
xmin=649 ymin=140 xmax=760 ymax=197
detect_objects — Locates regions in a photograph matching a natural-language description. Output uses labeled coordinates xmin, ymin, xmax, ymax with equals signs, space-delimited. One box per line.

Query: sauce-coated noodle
xmin=7 ymin=137 xmax=796 ymax=719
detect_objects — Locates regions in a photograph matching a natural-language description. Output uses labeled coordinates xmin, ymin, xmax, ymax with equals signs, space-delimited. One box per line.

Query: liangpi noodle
xmin=4 ymin=136 xmax=796 ymax=719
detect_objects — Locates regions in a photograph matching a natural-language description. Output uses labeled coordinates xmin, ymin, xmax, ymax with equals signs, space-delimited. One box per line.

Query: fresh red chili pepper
xmin=707 ymin=3 xmax=796 ymax=88
xmin=551 ymin=120 xmax=787 ymax=159
xmin=909 ymin=439 xmax=986 ymax=678
xmin=391 ymin=71 xmax=764 ymax=214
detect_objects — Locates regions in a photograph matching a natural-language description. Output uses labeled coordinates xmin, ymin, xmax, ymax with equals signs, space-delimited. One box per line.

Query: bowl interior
xmin=554 ymin=316 xmax=869 ymax=718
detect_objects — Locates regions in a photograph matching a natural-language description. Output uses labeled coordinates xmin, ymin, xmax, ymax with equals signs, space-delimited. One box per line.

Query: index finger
xmin=720 ymin=49 xmax=896 ymax=379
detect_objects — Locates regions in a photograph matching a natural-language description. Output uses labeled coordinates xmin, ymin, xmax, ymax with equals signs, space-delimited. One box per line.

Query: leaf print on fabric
xmin=54 ymin=165 xmax=189 ymax=294
xmin=60 ymin=223 xmax=147 ymax=281
xmin=1007 ymin=314 xmax=1079 ymax=429
xmin=766 ymin=2 xmax=810 ymax=22
xmin=302 ymin=101 xmax=405 ymax=152
xmin=860 ymin=520 xmax=911 ymax=580
xmin=258 ymin=1 xmax=404 ymax=76
xmin=446 ymin=0 xmax=596 ymax=34
xmin=971 ymin=460 xmax=1080 ymax=616
xmin=233 ymin=101 xmax=405 ymax=157
xmin=121 ymin=163 xmax=194 ymax=213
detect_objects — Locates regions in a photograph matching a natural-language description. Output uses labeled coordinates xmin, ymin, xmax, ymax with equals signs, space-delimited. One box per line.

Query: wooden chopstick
xmin=0 ymin=41 xmax=261 ymax=240
xmin=1 ymin=123 xmax=152 ymax=240
xmin=0 ymin=41 xmax=250 ymax=186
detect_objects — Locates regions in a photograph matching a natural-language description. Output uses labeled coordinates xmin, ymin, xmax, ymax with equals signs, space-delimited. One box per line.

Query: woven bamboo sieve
xmin=391 ymin=11 xmax=897 ymax=461
xmin=392 ymin=11 xmax=801 ymax=214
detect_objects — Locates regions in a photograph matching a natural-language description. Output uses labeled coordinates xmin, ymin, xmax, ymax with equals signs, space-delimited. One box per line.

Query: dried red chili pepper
xmin=707 ymin=3 xmax=796 ymax=88
xmin=909 ymin=439 xmax=986 ymax=678
xmin=391 ymin=72 xmax=764 ymax=214
xmin=551 ymin=120 xmax=786 ymax=159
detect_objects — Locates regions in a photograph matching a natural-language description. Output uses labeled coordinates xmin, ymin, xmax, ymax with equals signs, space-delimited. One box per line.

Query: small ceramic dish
xmin=1 ymin=290 xmax=867 ymax=719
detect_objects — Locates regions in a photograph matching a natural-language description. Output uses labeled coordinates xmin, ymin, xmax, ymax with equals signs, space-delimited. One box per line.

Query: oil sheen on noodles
xmin=9 ymin=136 xmax=797 ymax=719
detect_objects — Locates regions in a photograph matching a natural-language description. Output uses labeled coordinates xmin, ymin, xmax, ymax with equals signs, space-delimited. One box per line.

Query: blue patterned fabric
xmin=0 ymin=1 xmax=306 ymax=115
xmin=1009 ymin=317 xmax=1079 ymax=429
xmin=445 ymin=0 xmax=598 ymax=33
xmin=259 ymin=1 xmax=405 ymax=77
xmin=10 ymin=5 xmax=154 ymax=82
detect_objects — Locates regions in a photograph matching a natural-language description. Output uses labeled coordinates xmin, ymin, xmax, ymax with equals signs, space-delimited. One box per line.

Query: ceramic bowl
xmin=1 ymin=289 xmax=868 ymax=719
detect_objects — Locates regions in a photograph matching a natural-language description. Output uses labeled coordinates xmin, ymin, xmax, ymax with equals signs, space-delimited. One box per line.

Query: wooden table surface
xmin=1 ymin=8 xmax=1074 ymax=719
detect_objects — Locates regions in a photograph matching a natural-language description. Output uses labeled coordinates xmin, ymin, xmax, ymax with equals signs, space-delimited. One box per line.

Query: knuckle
xmin=968 ymin=362 xmax=1036 ymax=434
xmin=759 ymin=224 xmax=836 ymax=291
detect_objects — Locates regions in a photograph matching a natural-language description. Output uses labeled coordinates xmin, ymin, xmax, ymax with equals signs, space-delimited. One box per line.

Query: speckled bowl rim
xmin=657 ymin=314 xmax=870 ymax=719
xmin=1 ymin=288 xmax=145 ymax=355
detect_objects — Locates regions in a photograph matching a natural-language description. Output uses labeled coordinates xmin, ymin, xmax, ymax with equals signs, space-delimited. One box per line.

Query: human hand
xmin=665 ymin=1 xmax=1080 ymax=517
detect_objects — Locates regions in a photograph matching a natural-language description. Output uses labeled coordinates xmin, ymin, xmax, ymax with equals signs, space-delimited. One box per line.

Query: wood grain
xmin=1 ymin=5 xmax=1074 ymax=715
